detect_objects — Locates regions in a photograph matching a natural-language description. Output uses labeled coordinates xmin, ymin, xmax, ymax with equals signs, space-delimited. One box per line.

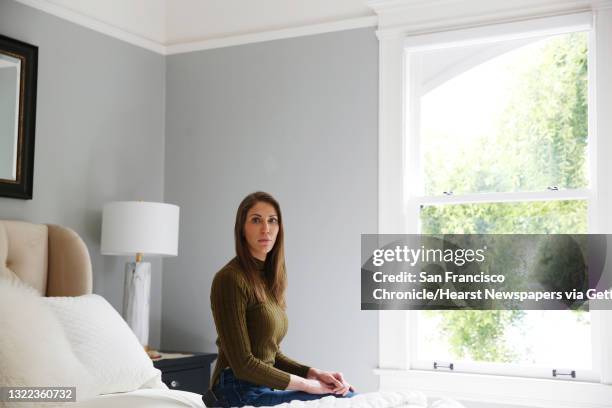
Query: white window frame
xmin=372 ymin=1 xmax=612 ymax=407
xmin=407 ymin=12 xmax=598 ymax=382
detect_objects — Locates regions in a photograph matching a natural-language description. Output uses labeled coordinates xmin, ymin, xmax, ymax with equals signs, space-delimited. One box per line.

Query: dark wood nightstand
xmin=153 ymin=351 xmax=217 ymax=394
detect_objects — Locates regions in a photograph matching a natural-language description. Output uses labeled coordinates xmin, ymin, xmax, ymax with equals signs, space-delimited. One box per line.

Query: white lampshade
xmin=101 ymin=201 xmax=180 ymax=257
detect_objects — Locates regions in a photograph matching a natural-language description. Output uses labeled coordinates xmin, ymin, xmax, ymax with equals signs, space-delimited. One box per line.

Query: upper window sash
xmin=402 ymin=13 xmax=595 ymax=229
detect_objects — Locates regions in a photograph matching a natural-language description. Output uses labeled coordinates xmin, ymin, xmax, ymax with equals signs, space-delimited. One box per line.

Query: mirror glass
xmin=0 ymin=52 xmax=20 ymax=181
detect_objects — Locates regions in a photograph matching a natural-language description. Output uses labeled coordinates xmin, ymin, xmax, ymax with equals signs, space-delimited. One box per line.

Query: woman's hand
xmin=288 ymin=375 xmax=334 ymax=395
xmin=301 ymin=378 xmax=337 ymax=394
xmin=331 ymin=371 xmax=355 ymax=394
xmin=307 ymin=368 xmax=355 ymax=396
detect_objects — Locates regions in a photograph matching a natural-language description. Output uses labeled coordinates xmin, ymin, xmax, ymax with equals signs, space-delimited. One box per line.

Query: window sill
xmin=374 ymin=368 xmax=612 ymax=408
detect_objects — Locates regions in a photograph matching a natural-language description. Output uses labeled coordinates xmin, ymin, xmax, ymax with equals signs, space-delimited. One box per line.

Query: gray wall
xmin=0 ymin=66 xmax=18 ymax=179
xmin=0 ymin=0 xmax=166 ymax=348
xmin=163 ymin=28 xmax=379 ymax=391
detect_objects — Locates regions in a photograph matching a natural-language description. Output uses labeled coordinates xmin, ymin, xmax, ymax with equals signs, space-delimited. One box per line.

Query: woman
xmin=205 ymin=192 xmax=356 ymax=408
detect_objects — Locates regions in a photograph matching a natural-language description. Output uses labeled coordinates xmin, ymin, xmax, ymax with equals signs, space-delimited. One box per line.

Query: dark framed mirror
xmin=0 ymin=34 xmax=37 ymax=199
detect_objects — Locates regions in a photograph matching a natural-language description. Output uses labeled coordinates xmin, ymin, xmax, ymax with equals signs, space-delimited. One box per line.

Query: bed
xmin=0 ymin=219 xmax=461 ymax=408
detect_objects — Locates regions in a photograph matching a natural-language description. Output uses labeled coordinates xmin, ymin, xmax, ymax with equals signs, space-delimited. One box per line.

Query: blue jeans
xmin=212 ymin=368 xmax=357 ymax=407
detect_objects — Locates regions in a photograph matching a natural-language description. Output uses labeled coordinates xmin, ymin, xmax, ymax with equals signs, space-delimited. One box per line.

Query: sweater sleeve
xmin=274 ymin=350 xmax=311 ymax=378
xmin=210 ymin=271 xmax=292 ymax=390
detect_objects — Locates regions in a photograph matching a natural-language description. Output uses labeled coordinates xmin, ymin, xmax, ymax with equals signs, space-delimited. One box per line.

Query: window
xmin=375 ymin=6 xmax=612 ymax=407
xmin=409 ymin=29 xmax=597 ymax=381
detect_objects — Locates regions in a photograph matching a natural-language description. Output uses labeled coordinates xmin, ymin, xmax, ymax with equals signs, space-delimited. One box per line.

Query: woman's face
xmin=243 ymin=201 xmax=279 ymax=261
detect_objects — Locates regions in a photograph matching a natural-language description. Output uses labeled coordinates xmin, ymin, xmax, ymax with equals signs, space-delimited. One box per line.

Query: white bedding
xmin=73 ymin=389 xmax=464 ymax=408
xmin=74 ymin=389 xmax=204 ymax=408
xmin=0 ymin=280 xmax=464 ymax=408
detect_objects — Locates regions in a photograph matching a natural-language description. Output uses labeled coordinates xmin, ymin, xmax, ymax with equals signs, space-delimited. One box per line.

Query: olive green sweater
xmin=209 ymin=257 xmax=311 ymax=391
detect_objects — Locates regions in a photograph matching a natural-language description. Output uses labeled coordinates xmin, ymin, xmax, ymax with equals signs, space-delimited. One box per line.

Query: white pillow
xmin=0 ymin=278 xmax=98 ymax=407
xmin=42 ymin=294 xmax=165 ymax=395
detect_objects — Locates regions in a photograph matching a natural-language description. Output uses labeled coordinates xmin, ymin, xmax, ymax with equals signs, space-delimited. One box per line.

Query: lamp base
xmin=123 ymin=262 xmax=151 ymax=347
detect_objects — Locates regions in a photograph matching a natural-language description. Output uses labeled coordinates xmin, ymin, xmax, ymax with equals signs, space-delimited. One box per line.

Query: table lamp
xmin=101 ymin=201 xmax=180 ymax=357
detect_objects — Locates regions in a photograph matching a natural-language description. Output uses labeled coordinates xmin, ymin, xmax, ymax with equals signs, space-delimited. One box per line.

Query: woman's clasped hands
xmin=306 ymin=368 xmax=355 ymax=396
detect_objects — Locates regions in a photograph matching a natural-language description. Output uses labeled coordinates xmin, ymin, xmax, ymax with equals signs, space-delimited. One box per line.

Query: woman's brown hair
xmin=234 ymin=191 xmax=287 ymax=309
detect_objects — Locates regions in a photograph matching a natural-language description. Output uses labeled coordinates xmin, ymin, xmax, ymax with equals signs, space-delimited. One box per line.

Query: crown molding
xmin=366 ymin=0 xmax=612 ymax=37
xmin=165 ymin=15 xmax=378 ymax=55
xmin=13 ymin=0 xmax=378 ymax=55
xmin=14 ymin=0 xmax=166 ymax=54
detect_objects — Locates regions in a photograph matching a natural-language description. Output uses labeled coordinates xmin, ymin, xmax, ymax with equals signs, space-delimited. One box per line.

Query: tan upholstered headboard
xmin=0 ymin=220 xmax=93 ymax=296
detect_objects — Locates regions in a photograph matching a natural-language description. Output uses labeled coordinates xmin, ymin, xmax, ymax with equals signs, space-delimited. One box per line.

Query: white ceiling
xmin=166 ymin=0 xmax=374 ymax=44
xmin=20 ymin=0 xmax=374 ymax=47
